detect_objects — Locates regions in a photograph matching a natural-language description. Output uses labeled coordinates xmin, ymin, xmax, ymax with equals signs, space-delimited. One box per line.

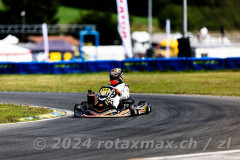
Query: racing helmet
xmin=109 ymin=68 xmax=123 ymax=85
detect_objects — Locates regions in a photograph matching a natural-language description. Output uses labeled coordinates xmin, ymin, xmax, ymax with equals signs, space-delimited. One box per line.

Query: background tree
xmin=60 ymin=0 xmax=163 ymax=17
xmin=0 ymin=0 xmax=239 ymax=43
xmin=60 ymin=0 xmax=240 ymax=32
xmin=158 ymin=0 xmax=240 ymax=31
xmin=158 ymin=5 xmax=182 ymax=31
xmin=76 ymin=11 xmax=120 ymax=45
xmin=0 ymin=0 xmax=59 ymax=24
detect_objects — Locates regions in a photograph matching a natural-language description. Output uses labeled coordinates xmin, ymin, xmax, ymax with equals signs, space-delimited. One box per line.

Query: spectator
xmin=199 ymin=27 xmax=208 ymax=43
xmin=220 ymin=26 xmax=226 ymax=43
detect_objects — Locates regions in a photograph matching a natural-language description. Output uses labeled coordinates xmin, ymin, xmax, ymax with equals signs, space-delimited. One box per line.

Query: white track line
xmin=133 ymin=149 xmax=240 ymax=160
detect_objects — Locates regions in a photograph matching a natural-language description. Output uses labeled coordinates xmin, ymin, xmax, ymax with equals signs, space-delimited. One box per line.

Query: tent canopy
xmin=0 ymin=40 xmax=31 ymax=54
xmin=0 ymin=40 xmax=32 ymax=62
xmin=31 ymin=40 xmax=73 ymax=52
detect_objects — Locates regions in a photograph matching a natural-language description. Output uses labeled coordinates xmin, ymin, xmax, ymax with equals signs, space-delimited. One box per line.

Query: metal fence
xmin=0 ymin=24 xmax=95 ymax=34
xmin=190 ymin=31 xmax=240 ymax=45
xmin=152 ymin=32 xmax=240 ymax=47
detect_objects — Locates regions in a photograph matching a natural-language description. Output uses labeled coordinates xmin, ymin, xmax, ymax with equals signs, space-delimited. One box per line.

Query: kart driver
xmin=109 ymin=68 xmax=129 ymax=110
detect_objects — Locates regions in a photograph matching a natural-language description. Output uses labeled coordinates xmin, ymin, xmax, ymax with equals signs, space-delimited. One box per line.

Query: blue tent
xmin=31 ymin=40 xmax=73 ymax=52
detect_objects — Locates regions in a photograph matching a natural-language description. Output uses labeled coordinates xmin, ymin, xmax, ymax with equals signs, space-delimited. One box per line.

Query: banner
xmin=166 ymin=19 xmax=171 ymax=58
xmin=42 ymin=23 xmax=49 ymax=61
xmin=116 ymin=0 xmax=133 ymax=58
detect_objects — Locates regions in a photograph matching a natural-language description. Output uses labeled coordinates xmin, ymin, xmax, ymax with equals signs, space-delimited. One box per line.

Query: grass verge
xmin=0 ymin=0 xmax=5 ymax=11
xmin=0 ymin=104 xmax=53 ymax=124
xmin=56 ymin=6 xmax=160 ymax=32
xmin=0 ymin=70 xmax=239 ymax=97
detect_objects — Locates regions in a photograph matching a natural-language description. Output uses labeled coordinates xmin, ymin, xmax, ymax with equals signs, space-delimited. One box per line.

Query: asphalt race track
xmin=0 ymin=92 xmax=240 ymax=160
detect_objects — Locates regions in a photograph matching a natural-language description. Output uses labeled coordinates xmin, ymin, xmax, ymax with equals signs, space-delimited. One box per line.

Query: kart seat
xmin=118 ymin=98 xmax=134 ymax=111
xmin=87 ymin=90 xmax=96 ymax=105
xmin=121 ymin=98 xmax=134 ymax=105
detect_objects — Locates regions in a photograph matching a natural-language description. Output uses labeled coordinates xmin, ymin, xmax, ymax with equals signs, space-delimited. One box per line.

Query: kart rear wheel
xmin=129 ymin=104 xmax=137 ymax=116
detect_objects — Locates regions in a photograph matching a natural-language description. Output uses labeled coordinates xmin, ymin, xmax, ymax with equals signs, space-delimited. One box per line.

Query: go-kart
xmin=74 ymin=85 xmax=151 ymax=118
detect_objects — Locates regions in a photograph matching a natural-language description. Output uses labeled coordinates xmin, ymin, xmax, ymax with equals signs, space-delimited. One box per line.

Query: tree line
xmin=60 ymin=0 xmax=240 ymax=31
xmin=1 ymin=0 xmax=239 ymax=31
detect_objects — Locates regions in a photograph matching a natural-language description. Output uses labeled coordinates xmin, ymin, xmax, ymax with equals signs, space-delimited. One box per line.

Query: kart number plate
xmin=100 ymin=88 xmax=111 ymax=96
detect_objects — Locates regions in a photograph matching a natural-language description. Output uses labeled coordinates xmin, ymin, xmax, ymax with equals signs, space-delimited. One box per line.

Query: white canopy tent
xmin=1 ymin=35 xmax=19 ymax=44
xmin=0 ymin=41 xmax=32 ymax=62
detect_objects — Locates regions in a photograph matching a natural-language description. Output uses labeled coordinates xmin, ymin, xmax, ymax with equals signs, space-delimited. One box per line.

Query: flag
xmin=42 ymin=23 xmax=49 ymax=61
xmin=116 ymin=0 xmax=133 ymax=58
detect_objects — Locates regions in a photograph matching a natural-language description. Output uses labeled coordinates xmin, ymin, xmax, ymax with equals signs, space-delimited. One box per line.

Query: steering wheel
xmin=98 ymin=85 xmax=117 ymax=98
xmin=108 ymin=86 xmax=117 ymax=98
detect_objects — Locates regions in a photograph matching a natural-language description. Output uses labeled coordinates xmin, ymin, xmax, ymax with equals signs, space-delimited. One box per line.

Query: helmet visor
xmin=110 ymin=75 xmax=118 ymax=80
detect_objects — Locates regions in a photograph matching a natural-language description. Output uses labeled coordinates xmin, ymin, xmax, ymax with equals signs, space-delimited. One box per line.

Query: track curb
xmin=0 ymin=106 xmax=74 ymax=126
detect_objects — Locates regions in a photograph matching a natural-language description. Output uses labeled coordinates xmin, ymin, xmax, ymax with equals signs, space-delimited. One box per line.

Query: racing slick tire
xmin=74 ymin=102 xmax=88 ymax=117
xmin=129 ymin=104 xmax=137 ymax=116
xmin=80 ymin=102 xmax=88 ymax=110
xmin=74 ymin=104 xmax=83 ymax=118
xmin=146 ymin=105 xmax=151 ymax=114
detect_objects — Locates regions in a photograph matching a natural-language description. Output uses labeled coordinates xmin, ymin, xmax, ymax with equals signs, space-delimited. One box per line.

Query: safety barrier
xmin=0 ymin=57 xmax=240 ymax=74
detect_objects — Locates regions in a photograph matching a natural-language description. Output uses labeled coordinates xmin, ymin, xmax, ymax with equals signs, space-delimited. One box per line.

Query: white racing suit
xmin=110 ymin=83 xmax=129 ymax=109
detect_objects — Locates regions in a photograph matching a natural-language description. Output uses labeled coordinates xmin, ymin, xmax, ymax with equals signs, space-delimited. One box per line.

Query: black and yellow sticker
xmin=100 ymin=88 xmax=111 ymax=96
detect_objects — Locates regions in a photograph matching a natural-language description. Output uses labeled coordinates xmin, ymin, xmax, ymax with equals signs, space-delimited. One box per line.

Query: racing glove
xmin=114 ymin=88 xmax=122 ymax=96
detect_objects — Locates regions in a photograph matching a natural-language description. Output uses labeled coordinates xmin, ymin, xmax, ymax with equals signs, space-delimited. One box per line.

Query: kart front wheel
xmin=74 ymin=102 xmax=87 ymax=118
xmin=80 ymin=102 xmax=88 ymax=110
xmin=146 ymin=105 xmax=151 ymax=114
xmin=74 ymin=104 xmax=83 ymax=118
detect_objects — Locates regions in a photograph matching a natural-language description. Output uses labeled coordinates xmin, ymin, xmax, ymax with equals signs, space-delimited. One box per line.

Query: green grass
xmin=56 ymin=6 xmax=160 ymax=32
xmin=0 ymin=0 xmax=6 ymax=11
xmin=0 ymin=71 xmax=240 ymax=97
xmin=0 ymin=104 xmax=53 ymax=124
xmin=126 ymin=71 xmax=240 ymax=96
